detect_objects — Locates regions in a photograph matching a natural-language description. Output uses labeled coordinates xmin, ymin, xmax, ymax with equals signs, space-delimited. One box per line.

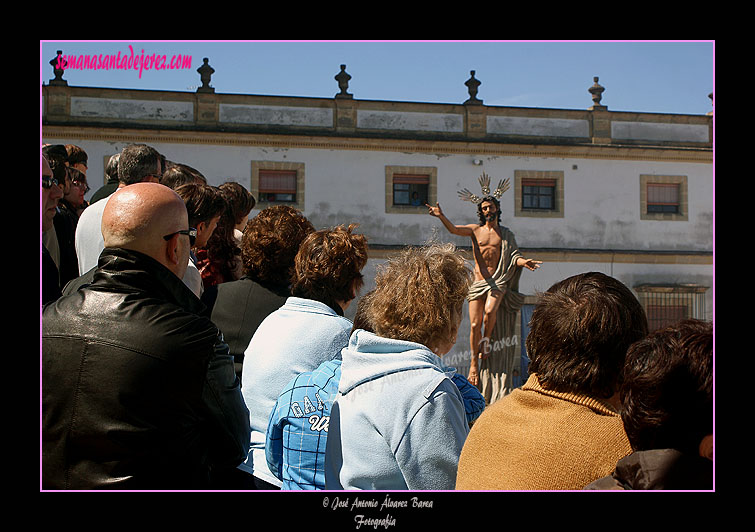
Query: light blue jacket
xmin=324 ymin=329 xmax=469 ymax=490
xmin=266 ymin=357 xmax=483 ymax=490
xmin=238 ymin=297 xmax=352 ymax=487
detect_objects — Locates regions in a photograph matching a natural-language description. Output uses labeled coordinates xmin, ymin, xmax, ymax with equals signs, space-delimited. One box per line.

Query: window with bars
xmin=634 ymin=284 xmax=708 ymax=332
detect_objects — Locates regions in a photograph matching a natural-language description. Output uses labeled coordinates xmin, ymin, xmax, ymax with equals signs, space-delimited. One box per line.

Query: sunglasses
xmin=163 ymin=227 xmax=197 ymax=247
xmin=42 ymin=175 xmax=60 ymax=189
xmin=67 ymin=167 xmax=90 ymax=193
xmin=71 ymin=179 xmax=90 ymax=193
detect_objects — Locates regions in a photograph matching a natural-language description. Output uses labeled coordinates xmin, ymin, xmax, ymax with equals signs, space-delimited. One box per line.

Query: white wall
xmin=44 ymin=136 xmax=713 ymax=376
xmin=49 ymin=137 xmax=712 ymax=253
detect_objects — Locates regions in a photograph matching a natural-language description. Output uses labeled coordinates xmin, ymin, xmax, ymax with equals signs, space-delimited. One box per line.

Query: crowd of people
xmin=41 ymin=142 xmax=714 ymax=491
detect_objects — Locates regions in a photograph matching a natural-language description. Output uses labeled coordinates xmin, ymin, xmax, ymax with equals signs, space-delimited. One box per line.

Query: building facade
xmin=42 ymin=62 xmax=714 ymax=391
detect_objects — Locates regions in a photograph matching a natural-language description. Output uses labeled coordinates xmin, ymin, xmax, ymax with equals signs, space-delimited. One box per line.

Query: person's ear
xmin=164 ymin=233 xmax=181 ymax=267
xmin=195 ymin=220 xmax=207 ymax=235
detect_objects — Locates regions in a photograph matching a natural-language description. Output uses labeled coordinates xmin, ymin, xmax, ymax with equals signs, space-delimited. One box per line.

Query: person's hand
xmin=468 ymin=365 xmax=479 ymax=387
xmin=519 ymin=258 xmax=542 ymax=271
xmin=425 ymin=202 xmax=443 ymax=218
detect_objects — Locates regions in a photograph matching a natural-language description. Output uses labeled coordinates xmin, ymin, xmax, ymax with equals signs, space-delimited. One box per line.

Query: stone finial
xmin=464 ymin=70 xmax=482 ymax=105
xmin=197 ymin=58 xmax=215 ymax=93
xmin=49 ymin=50 xmax=68 ymax=86
xmin=335 ymin=64 xmax=352 ymax=99
xmin=589 ymin=76 xmax=606 ymax=109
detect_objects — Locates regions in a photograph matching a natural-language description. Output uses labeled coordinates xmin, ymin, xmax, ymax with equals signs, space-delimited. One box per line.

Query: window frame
xmin=385 ymin=165 xmax=437 ymax=214
xmin=646 ymin=182 xmax=680 ymax=214
xmin=514 ymin=170 xmax=564 ymax=218
xmin=251 ymin=161 xmax=305 ymax=211
xmin=522 ymin=178 xmax=557 ymax=211
xmin=640 ymin=174 xmax=688 ymax=221
xmin=258 ymin=168 xmax=298 ymax=203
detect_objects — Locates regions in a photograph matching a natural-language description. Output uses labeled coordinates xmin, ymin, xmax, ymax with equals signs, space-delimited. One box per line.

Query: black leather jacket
xmin=42 ymin=248 xmax=251 ymax=489
xmin=584 ymin=448 xmax=713 ymax=490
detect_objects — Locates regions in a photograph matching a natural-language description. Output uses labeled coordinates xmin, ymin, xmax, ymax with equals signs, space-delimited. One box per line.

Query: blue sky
xmin=40 ymin=40 xmax=714 ymax=115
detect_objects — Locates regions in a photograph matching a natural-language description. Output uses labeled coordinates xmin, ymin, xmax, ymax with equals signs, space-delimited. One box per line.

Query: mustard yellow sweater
xmin=455 ymin=374 xmax=632 ymax=491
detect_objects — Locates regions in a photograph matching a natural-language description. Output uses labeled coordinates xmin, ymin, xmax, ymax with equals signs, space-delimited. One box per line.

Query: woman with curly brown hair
xmin=238 ymin=224 xmax=368 ymax=490
xmin=204 ymin=205 xmax=315 ymax=379
xmin=325 ymin=242 xmax=474 ymax=490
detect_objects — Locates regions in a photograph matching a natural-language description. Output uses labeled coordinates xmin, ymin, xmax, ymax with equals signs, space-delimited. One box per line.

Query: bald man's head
xmin=102 ymin=183 xmax=191 ymax=278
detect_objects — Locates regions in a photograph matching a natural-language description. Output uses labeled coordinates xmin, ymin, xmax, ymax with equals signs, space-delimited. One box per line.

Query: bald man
xmin=42 ymin=183 xmax=251 ymax=490
xmin=75 ymin=143 xmax=163 ymax=275
xmin=100 ymin=182 xmax=192 ymax=278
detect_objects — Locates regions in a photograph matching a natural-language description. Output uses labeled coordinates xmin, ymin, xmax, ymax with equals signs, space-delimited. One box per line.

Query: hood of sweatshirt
xmin=326 ymin=329 xmax=468 ymax=491
xmin=337 ymin=329 xmax=449 ymax=396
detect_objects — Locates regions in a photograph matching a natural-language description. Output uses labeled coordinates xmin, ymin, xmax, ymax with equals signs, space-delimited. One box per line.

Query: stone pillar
xmin=43 ymin=51 xmax=71 ymax=120
xmin=465 ymin=103 xmax=487 ymax=139
xmin=464 ymin=70 xmax=486 ymax=138
xmin=334 ymin=64 xmax=355 ymax=133
xmin=334 ymin=97 xmax=357 ymax=133
xmin=588 ymin=77 xmax=610 ymax=144
xmin=589 ymin=107 xmax=612 ymax=144
xmin=195 ymin=92 xmax=219 ymax=126
xmin=43 ymin=85 xmax=71 ymax=120
xmin=195 ymin=58 xmax=218 ymax=126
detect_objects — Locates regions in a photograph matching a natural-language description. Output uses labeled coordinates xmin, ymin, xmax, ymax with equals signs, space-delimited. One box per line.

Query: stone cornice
xmin=41 ymin=124 xmax=713 ymax=164
xmin=42 ymin=83 xmax=713 ymax=161
xmin=366 ymin=244 xmax=712 ymax=264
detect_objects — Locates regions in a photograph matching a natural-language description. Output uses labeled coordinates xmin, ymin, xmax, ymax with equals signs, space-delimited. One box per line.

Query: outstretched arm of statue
xmin=516 ymin=257 xmax=542 ymax=271
xmin=426 ymin=203 xmax=475 ymax=237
